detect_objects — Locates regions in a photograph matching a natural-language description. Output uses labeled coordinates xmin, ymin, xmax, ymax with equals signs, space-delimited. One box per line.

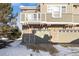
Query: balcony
xmin=20 ymin=13 xmax=79 ymax=25
xmin=20 ymin=13 xmax=46 ymax=24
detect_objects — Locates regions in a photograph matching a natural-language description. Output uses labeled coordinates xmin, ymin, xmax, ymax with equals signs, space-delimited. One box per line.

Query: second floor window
xmin=28 ymin=14 xmax=37 ymax=21
xmin=47 ymin=5 xmax=62 ymax=18
xmin=27 ymin=13 xmax=40 ymax=21
xmin=62 ymin=6 xmax=67 ymax=13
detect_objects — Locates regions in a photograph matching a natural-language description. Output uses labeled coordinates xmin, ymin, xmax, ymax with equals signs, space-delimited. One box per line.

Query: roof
xmin=20 ymin=5 xmax=38 ymax=10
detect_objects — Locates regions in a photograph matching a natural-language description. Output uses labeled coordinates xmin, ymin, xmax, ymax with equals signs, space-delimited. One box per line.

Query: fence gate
xmin=22 ymin=29 xmax=51 ymax=44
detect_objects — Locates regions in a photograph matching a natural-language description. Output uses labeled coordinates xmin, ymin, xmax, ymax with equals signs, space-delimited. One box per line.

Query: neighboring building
xmin=20 ymin=3 xmax=79 ymax=43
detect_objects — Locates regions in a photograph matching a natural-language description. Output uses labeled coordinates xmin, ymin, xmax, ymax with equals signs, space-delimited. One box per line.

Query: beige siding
xmin=66 ymin=4 xmax=72 ymax=13
xmin=41 ymin=13 xmax=45 ymax=21
xmin=40 ymin=3 xmax=72 ymax=13
xmin=20 ymin=3 xmax=79 ymax=24
xmin=22 ymin=10 xmax=36 ymax=13
xmin=21 ymin=3 xmax=79 ymax=43
xmin=50 ymin=28 xmax=59 ymax=43
xmin=46 ymin=13 xmax=72 ymax=22
xmin=49 ymin=28 xmax=79 ymax=43
xmin=72 ymin=6 xmax=79 ymax=14
xmin=22 ymin=28 xmax=79 ymax=43
xmin=22 ymin=28 xmax=32 ymax=34
xmin=73 ymin=14 xmax=79 ymax=23
xmin=21 ymin=13 xmax=79 ymax=23
xmin=40 ymin=4 xmax=47 ymax=13
xmin=58 ymin=31 xmax=79 ymax=43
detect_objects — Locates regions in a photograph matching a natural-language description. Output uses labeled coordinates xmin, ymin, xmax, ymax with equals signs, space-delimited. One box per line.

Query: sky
xmin=12 ymin=3 xmax=37 ymax=15
xmin=11 ymin=3 xmax=38 ymax=30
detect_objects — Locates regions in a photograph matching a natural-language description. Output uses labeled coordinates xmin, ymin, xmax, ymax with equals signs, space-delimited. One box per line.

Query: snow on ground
xmin=0 ymin=40 xmax=51 ymax=56
xmin=53 ymin=44 xmax=79 ymax=56
xmin=0 ymin=40 xmax=79 ymax=56
xmin=53 ymin=45 xmax=71 ymax=56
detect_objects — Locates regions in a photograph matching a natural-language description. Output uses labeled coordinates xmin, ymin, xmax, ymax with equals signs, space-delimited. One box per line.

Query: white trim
xmin=47 ymin=5 xmax=62 ymax=18
xmin=57 ymin=30 xmax=59 ymax=42
xmin=20 ymin=13 xmax=79 ymax=25
xmin=45 ymin=13 xmax=46 ymax=21
xmin=62 ymin=5 xmax=67 ymax=13
xmin=41 ymin=22 xmax=79 ymax=25
xmin=40 ymin=13 xmax=41 ymax=22
xmin=72 ymin=4 xmax=75 ymax=23
xmin=25 ymin=13 xmax=27 ymax=23
xmin=37 ymin=13 xmax=38 ymax=21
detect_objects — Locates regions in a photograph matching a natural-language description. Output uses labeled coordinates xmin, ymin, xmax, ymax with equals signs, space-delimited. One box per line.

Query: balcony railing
xmin=20 ymin=13 xmax=46 ymax=24
xmin=20 ymin=13 xmax=79 ymax=25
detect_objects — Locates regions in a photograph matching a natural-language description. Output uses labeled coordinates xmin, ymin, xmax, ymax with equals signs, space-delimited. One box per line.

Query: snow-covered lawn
xmin=0 ymin=40 xmax=51 ymax=56
xmin=0 ymin=40 xmax=79 ymax=56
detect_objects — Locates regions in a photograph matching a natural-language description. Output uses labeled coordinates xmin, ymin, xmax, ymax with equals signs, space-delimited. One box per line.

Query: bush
xmin=7 ymin=27 xmax=21 ymax=40
xmin=0 ymin=25 xmax=21 ymax=40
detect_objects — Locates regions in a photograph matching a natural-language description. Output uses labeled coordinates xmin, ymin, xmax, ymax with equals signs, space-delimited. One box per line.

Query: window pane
xmin=47 ymin=5 xmax=62 ymax=18
xmin=52 ymin=6 xmax=62 ymax=18
xmin=28 ymin=14 xmax=39 ymax=21
xmin=62 ymin=6 xmax=66 ymax=13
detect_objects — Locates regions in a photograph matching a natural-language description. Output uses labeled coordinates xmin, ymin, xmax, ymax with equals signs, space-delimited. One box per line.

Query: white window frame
xmin=27 ymin=13 xmax=36 ymax=21
xmin=47 ymin=5 xmax=62 ymax=18
xmin=27 ymin=13 xmax=40 ymax=22
xmin=62 ymin=5 xmax=67 ymax=13
xmin=52 ymin=6 xmax=62 ymax=18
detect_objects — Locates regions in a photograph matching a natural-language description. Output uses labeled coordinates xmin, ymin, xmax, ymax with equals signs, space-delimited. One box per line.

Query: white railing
xmin=20 ymin=13 xmax=46 ymax=24
xmin=20 ymin=12 xmax=79 ymax=25
xmin=27 ymin=13 xmax=38 ymax=22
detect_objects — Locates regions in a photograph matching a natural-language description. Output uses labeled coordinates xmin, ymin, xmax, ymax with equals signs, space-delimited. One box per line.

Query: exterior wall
xmin=22 ymin=10 xmax=37 ymax=13
xmin=40 ymin=3 xmax=47 ymax=13
xmin=22 ymin=27 xmax=79 ymax=43
xmin=40 ymin=3 xmax=72 ymax=13
xmin=72 ymin=4 xmax=79 ymax=14
xmin=73 ymin=14 xmax=79 ymax=23
xmin=39 ymin=3 xmax=79 ymax=23
xmin=20 ymin=3 xmax=79 ymax=43
xmin=20 ymin=3 xmax=79 ymax=24
xmin=72 ymin=4 xmax=79 ymax=23
xmin=20 ymin=13 xmax=73 ymax=23
xmin=66 ymin=4 xmax=72 ymax=13
xmin=49 ymin=28 xmax=79 ymax=43
xmin=22 ymin=28 xmax=32 ymax=34
xmin=46 ymin=13 xmax=72 ymax=22
xmin=58 ymin=31 xmax=79 ymax=43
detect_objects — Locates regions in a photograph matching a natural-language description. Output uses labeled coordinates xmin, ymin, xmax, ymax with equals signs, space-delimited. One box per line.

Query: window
xmin=33 ymin=14 xmax=37 ymax=20
xmin=28 ymin=14 xmax=37 ymax=21
xmin=28 ymin=13 xmax=40 ymax=21
xmin=52 ymin=6 xmax=62 ymax=18
xmin=47 ymin=6 xmax=52 ymax=13
xmin=38 ymin=14 xmax=40 ymax=20
xmin=74 ymin=30 xmax=77 ymax=32
xmin=62 ymin=6 xmax=66 ymax=13
xmin=47 ymin=5 xmax=62 ymax=18
xmin=73 ymin=5 xmax=78 ymax=8
xmin=70 ymin=30 xmax=73 ymax=32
